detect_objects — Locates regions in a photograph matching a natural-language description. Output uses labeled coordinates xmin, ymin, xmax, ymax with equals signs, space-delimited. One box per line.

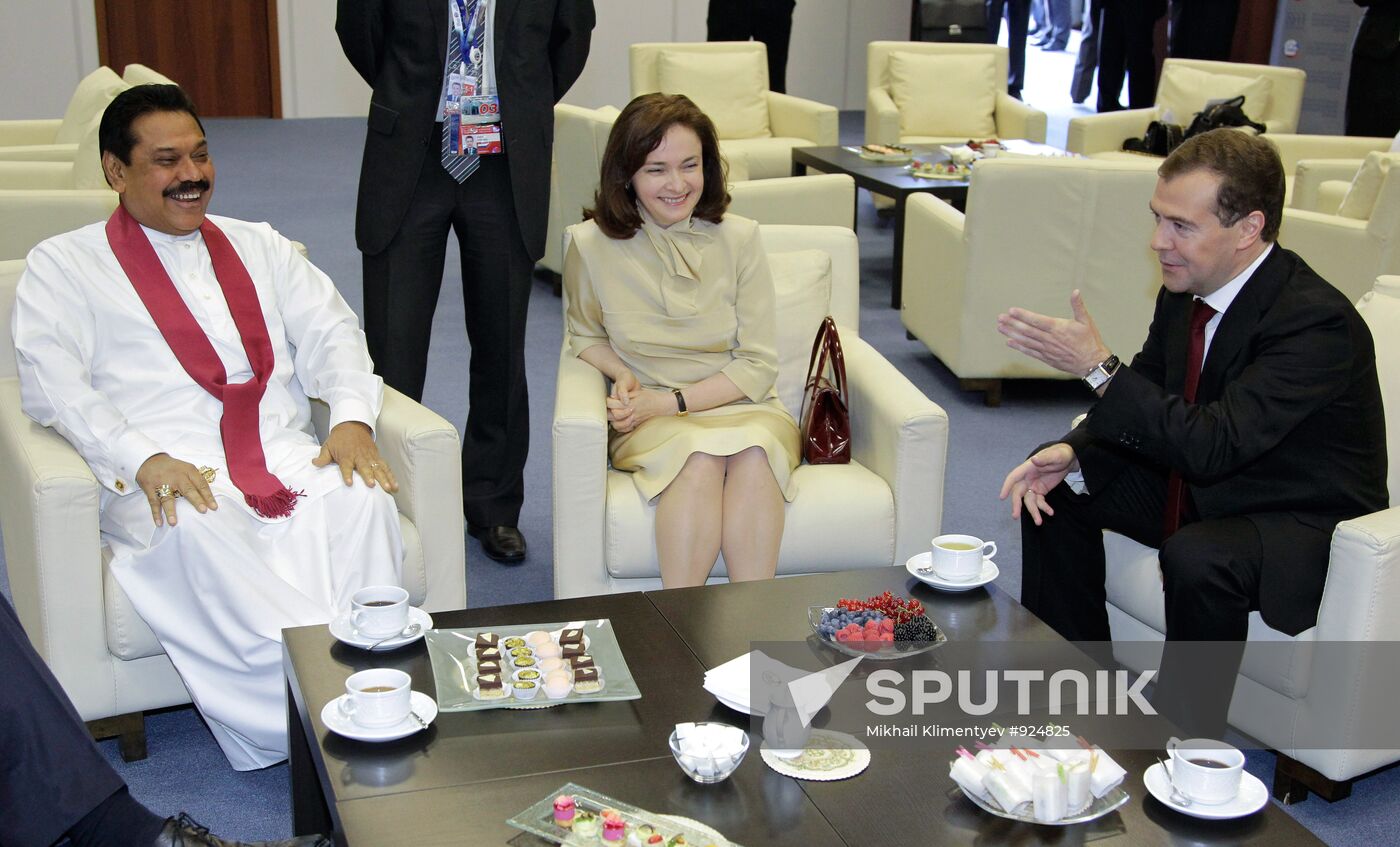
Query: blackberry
xmin=893 ymin=616 xmax=940 ymax=643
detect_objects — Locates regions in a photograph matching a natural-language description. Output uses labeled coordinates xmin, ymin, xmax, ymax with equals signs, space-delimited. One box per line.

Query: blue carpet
xmin=2 ymin=110 xmax=1395 ymax=844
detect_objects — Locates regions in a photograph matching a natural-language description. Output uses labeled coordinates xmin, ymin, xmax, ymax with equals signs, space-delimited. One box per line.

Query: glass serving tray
xmin=424 ymin=618 xmax=641 ymax=711
xmin=507 ymin=783 xmax=736 ymax=846
xmin=807 ymin=605 xmax=946 ymax=661
xmin=952 ymin=782 xmax=1131 ymax=826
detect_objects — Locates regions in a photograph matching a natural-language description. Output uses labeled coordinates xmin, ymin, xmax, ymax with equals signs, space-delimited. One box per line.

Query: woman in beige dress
xmin=563 ymin=94 xmax=799 ymax=588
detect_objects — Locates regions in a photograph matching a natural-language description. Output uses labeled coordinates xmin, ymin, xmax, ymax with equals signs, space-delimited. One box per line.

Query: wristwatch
xmin=1082 ymin=354 xmax=1120 ymax=392
xmin=672 ymin=388 xmax=688 ymax=417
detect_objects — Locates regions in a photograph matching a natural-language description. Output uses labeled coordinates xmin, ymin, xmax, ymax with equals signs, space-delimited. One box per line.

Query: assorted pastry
xmin=468 ymin=626 xmax=605 ymax=703
xmin=948 ymin=736 xmax=1128 ymax=823
xmin=857 ymin=143 xmax=913 ymax=162
xmin=549 ymin=794 xmax=718 ymax=847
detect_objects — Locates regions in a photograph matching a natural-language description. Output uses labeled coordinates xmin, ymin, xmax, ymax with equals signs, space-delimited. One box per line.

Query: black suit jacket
xmin=337 ymin=0 xmax=595 ymax=259
xmin=1066 ymin=245 xmax=1388 ymax=634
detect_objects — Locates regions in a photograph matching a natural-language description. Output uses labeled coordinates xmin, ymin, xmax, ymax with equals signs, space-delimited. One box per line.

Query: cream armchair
xmin=901 ymin=156 xmax=1162 ymax=405
xmin=0 ymin=259 xmax=466 ymax=760
xmin=865 ymin=42 xmax=1047 ymax=147
xmin=1101 ymin=276 xmax=1400 ymax=802
xmin=0 ymin=126 xmax=115 ymax=260
xmin=1067 ymin=59 xmax=1306 ymax=156
xmin=553 ymin=225 xmax=948 ymax=598
xmin=0 ymin=66 xmax=128 ymax=162
xmin=122 ymin=63 xmax=177 ymax=87
xmin=1279 ymin=151 xmax=1400 ymax=304
xmin=629 ymin=42 xmax=838 ymax=180
xmin=540 ymin=103 xmax=857 ymax=275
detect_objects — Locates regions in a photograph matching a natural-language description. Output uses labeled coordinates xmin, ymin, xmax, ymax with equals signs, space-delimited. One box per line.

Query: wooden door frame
xmin=93 ymin=0 xmax=282 ymax=118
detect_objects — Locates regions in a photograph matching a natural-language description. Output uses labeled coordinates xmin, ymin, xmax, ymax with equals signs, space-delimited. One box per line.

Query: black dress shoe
xmin=154 ymin=814 xmax=330 ymax=846
xmin=469 ymin=524 xmax=526 ymax=563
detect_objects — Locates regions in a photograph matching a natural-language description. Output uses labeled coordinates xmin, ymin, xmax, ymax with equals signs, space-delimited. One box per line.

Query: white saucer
xmin=905 ymin=552 xmax=998 ymax=592
xmin=1143 ymin=762 xmax=1268 ymax=820
xmin=329 ymin=606 xmax=432 ymax=651
xmin=321 ymin=690 xmax=438 ymax=742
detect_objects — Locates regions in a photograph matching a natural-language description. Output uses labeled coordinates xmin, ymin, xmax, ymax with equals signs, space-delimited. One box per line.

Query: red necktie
xmin=1162 ymin=299 xmax=1218 ymax=538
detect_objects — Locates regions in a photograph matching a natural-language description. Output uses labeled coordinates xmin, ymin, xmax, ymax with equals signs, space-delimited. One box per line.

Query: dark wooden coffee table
xmin=285 ymin=569 xmax=1324 ymax=846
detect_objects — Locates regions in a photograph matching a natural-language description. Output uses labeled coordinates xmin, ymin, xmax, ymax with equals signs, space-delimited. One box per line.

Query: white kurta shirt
xmin=13 ymin=214 xmax=383 ymax=546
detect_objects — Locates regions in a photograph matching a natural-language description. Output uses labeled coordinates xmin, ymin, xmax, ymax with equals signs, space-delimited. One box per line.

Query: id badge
xmin=459 ymin=94 xmax=501 ymax=126
xmin=461 ymin=123 xmax=503 ymax=155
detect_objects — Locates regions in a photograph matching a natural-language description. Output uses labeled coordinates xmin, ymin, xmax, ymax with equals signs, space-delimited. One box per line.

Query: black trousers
xmin=1 ymin=595 xmax=127 ymax=847
xmin=706 ymin=0 xmax=796 ymax=93
xmin=986 ymin=0 xmax=1032 ymax=97
xmin=1168 ymin=0 xmax=1239 ymax=62
xmin=1069 ymin=0 xmax=1099 ymax=102
xmin=362 ymin=151 xmax=533 ymax=527
xmin=1097 ymin=1 xmax=1158 ymax=112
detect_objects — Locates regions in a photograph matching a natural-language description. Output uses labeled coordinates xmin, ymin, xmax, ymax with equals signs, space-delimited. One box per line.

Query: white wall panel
xmin=0 ymin=0 xmax=98 ymax=119
xmin=277 ymin=0 xmax=372 ymax=119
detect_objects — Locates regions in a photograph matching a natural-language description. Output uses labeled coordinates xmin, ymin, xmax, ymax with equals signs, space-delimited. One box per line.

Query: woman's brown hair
xmin=586 ymin=93 xmax=731 ymax=239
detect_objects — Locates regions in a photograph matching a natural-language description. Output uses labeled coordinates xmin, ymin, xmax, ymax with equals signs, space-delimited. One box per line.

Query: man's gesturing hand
xmin=313 ymin=421 xmax=398 ymax=492
xmin=136 ymin=453 xmax=217 ymax=527
xmin=999 ymin=443 xmax=1079 ymax=526
xmin=997 ymin=290 xmax=1112 ymax=377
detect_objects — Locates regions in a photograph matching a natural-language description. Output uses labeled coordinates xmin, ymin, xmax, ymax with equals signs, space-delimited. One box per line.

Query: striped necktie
xmin=441 ymin=0 xmax=482 ymax=184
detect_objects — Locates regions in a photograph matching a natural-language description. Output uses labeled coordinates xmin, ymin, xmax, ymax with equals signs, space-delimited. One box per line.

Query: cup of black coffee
xmin=1165 ymin=736 xmax=1244 ymax=804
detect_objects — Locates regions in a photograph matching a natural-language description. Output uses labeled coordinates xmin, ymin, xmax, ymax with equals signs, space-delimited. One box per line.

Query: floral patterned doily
xmin=759 ymin=730 xmax=871 ymax=781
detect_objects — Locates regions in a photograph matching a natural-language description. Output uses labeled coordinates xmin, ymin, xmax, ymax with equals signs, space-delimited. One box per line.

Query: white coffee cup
xmin=338 ymin=668 xmax=412 ymax=728
xmin=1165 ymin=736 xmax=1244 ymax=805
xmin=930 ymin=534 xmax=997 ymax=581
xmin=350 ymin=585 xmax=409 ymax=639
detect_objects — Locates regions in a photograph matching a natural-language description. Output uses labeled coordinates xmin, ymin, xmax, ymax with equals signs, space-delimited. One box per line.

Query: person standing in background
xmin=986 ymin=0 xmax=1032 ymax=99
xmin=337 ymin=0 xmax=595 ymax=564
xmin=1097 ymin=0 xmax=1164 ymax=113
xmin=1070 ymin=0 xmax=1101 ymax=104
xmin=1034 ymin=0 xmax=1073 ymax=51
xmin=707 ymin=0 xmax=797 ymax=93
xmin=1346 ymin=0 xmax=1400 ymax=138
xmin=1169 ymin=0 xmax=1239 ymax=61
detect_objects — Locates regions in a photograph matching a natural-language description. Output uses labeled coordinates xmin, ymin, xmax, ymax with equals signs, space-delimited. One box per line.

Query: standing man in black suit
xmin=1169 ymin=0 xmax=1239 ymax=62
xmin=707 ymin=0 xmax=797 ymax=94
xmin=997 ymin=130 xmax=1387 ymax=734
xmin=1346 ymin=0 xmax=1400 ymax=137
xmin=986 ymin=0 xmax=1032 ymax=99
xmin=1096 ymin=0 xmax=1164 ymax=112
xmin=337 ymin=0 xmax=595 ymax=563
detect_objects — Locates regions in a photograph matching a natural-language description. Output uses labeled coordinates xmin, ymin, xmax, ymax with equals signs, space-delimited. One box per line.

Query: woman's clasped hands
xmin=606 ymin=370 xmax=676 ymax=433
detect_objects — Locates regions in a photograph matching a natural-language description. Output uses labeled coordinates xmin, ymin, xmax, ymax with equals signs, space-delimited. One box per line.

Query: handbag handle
xmin=804 ymin=316 xmax=848 ymax=404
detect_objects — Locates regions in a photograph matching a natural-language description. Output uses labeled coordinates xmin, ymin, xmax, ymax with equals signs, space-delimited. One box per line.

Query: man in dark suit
xmin=337 ymin=1 xmax=595 ymax=563
xmin=997 ymin=130 xmax=1387 ymax=733
xmin=1096 ymin=0 xmax=1164 ymax=111
xmin=1 ymin=593 xmax=327 ymax=846
xmin=707 ymin=0 xmax=797 ymax=94
xmin=986 ymin=0 xmax=1032 ymax=99
xmin=1346 ymin=0 xmax=1400 ymax=137
xmin=1169 ymin=0 xmax=1239 ymax=62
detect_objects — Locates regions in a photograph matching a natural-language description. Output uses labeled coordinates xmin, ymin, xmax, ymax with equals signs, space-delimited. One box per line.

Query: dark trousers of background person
xmin=1070 ymin=0 xmax=1100 ymax=101
xmin=1168 ymin=0 xmax=1239 ymax=61
xmin=986 ymin=0 xmax=1032 ymax=98
xmin=707 ymin=0 xmax=797 ymax=93
xmin=1038 ymin=0 xmax=1073 ymax=49
xmin=1019 ymin=462 xmax=1329 ymax=738
xmin=1345 ymin=0 xmax=1400 ymax=137
xmin=362 ymin=151 xmax=533 ymax=528
xmin=1097 ymin=0 xmax=1160 ymax=112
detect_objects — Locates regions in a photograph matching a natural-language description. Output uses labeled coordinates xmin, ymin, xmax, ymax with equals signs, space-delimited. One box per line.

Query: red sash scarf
xmin=105 ymin=205 xmax=301 ymax=518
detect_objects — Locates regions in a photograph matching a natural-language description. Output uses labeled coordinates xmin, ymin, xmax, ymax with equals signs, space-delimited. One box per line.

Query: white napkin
xmin=703 ymin=651 xmax=838 ymax=719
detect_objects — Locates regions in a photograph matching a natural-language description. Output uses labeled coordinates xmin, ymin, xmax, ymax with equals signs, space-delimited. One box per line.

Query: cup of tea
xmin=338 ymin=668 xmax=412 ymax=728
xmin=350 ymin=585 xmax=409 ymax=639
xmin=930 ymin=534 xmax=997 ymax=581
xmin=1165 ymin=737 xmax=1244 ymax=805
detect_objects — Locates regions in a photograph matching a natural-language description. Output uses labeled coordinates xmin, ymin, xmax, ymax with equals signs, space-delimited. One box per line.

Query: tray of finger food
xmin=853 ymin=143 xmax=914 ymax=163
xmin=948 ymin=735 xmax=1129 ymax=825
xmin=424 ymin=619 xmax=641 ymax=711
xmin=508 ymin=783 xmax=736 ymax=846
xmin=908 ymin=158 xmax=972 ymax=179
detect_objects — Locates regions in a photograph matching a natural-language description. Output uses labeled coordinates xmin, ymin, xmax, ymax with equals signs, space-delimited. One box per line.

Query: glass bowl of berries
xmin=809 ymin=592 xmax=946 ymax=660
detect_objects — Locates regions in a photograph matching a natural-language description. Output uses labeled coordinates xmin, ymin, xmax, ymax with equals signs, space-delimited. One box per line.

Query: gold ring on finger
xmin=156 ymin=484 xmax=174 ymax=500
xmin=370 ymin=462 xmax=380 ymax=468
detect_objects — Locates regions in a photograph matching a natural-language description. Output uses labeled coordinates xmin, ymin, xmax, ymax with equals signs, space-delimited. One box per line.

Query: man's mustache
xmin=163 ymin=180 xmax=210 ymax=197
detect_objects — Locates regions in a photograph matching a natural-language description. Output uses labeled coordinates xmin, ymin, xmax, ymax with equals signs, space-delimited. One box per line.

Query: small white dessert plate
xmin=330 ymin=606 xmax=433 ymax=651
xmin=906 ymin=552 xmax=999 ymax=592
xmin=321 ymin=691 xmax=437 ymax=742
xmin=1143 ymin=762 xmax=1268 ymax=820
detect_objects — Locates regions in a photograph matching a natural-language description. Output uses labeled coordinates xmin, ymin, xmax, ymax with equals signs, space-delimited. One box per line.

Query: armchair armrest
xmin=767 ymin=91 xmax=838 ymax=145
xmin=0 ymin=119 xmax=62 ymax=147
xmin=552 ymin=346 xmax=610 ymax=599
xmin=0 ymin=381 xmax=105 ymax=676
xmin=1291 ymin=159 xmax=1363 ymax=212
xmin=1268 ymin=134 xmax=1388 ymax=175
xmin=900 ymin=193 xmax=967 ymax=355
xmin=843 ymin=336 xmax=949 ymax=565
xmin=0 ymin=189 xmax=118 ymax=261
xmin=1315 ymin=181 xmax=1350 ymax=216
xmin=0 ymin=161 xmax=76 ymax=190
xmin=373 ymin=386 xmax=465 ymax=612
xmin=729 ymin=174 xmax=856 ymax=228
xmin=0 ymin=143 xmax=80 ymax=163
xmin=1278 ymin=209 xmax=1378 ymax=303
xmin=994 ymin=92 xmax=1047 ymax=143
xmin=1066 ymin=109 xmax=1156 ymax=156
xmin=866 ymin=87 xmax=901 ymax=145
xmin=1317 ymin=506 xmax=1400 ymax=641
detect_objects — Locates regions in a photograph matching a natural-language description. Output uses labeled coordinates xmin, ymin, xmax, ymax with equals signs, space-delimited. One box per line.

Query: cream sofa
xmin=901 ymin=156 xmax=1162 ymax=405
xmin=0 ymin=124 xmax=116 ymax=260
xmin=1068 ymin=59 xmax=1306 ymax=156
xmin=629 ymin=42 xmax=838 ymax=180
xmin=0 ymin=66 xmax=128 ymax=163
xmin=541 ymin=103 xmax=856 ymax=276
xmin=1101 ymin=276 xmax=1400 ymax=802
xmin=553 ymin=225 xmax=948 ymax=598
xmin=0 ymin=259 xmax=466 ymax=759
xmin=865 ymin=42 xmax=1047 ymax=148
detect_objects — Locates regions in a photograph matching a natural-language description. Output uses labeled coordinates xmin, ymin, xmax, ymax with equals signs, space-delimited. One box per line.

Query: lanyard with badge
xmin=444 ymin=0 xmax=502 ymax=155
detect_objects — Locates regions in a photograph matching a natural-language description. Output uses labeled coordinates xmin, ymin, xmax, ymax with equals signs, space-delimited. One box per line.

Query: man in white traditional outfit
xmin=12 ymin=85 xmax=405 ymax=771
